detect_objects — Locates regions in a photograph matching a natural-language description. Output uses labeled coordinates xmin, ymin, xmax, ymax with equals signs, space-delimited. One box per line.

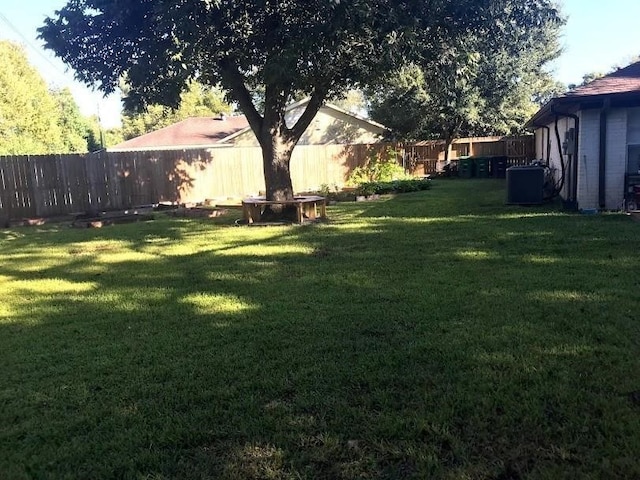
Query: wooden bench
xmin=242 ymin=195 xmax=327 ymax=224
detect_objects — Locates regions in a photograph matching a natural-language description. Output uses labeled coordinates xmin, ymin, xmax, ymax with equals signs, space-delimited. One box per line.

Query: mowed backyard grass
xmin=1 ymin=179 xmax=639 ymax=479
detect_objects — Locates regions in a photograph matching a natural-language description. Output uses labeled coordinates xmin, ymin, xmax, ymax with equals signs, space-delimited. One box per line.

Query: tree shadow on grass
xmin=1 ymin=185 xmax=640 ymax=479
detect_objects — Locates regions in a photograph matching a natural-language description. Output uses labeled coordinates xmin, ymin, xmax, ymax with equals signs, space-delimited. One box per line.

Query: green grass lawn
xmin=1 ymin=179 xmax=639 ymax=479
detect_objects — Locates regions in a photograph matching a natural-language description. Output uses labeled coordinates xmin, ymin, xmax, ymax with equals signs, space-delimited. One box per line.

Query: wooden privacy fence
xmin=0 ymin=150 xmax=221 ymax=221
xmin=0 ymin=145 xmax=371 ymax=221
xmin=405 ymin=135 xmax=535 ymax=174
xmin=0 ymin=136 xmax=535 ymax=222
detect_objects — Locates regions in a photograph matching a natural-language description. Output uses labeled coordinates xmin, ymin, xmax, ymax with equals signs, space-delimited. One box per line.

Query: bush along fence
xmin=0 ymin=136 xmax=534 ymax=223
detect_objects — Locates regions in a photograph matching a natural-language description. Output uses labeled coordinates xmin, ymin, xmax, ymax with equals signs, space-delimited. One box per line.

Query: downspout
xmin=551 ymin=111 xmax=567 ymax=197
xmin=550 ymin=105 xmax=580 ymax=204
xmin=598 ymin=100 xmax=610 ymax=209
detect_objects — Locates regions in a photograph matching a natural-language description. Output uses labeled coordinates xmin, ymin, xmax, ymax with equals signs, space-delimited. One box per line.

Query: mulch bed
xmin=72 ymin=211 xmax=155 ymax=228
xmin=7 ymin=205 xmax=230 ymax=229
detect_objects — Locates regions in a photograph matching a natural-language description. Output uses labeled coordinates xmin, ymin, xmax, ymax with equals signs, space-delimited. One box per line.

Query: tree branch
xmin=289 ymin=90 xmax=326 ymax=143
xmin=218 ymin=58 xmax=263 ymax=135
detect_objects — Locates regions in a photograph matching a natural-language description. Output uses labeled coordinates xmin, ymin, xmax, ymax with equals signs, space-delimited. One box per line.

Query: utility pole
xmin=97 ymin=103 xmax=105 ymax=150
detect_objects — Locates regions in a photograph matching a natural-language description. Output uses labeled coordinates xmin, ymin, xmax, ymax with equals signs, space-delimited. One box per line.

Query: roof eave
xmin=107 ymin=143 xmax=234 ymax=152
xmin=524 ymin=99 xmax=555 ymax=129
xmin=523 ymin=92 xmax=640 ymax=129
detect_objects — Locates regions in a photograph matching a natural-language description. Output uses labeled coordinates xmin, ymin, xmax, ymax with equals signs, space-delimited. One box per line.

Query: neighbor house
xmin=109 ymin=98 xmax=387 ymax=151
xmin=525 ymin=61 xmax=640 ymax=210
xmin=108 ymin=115 xmax=249 ymax=151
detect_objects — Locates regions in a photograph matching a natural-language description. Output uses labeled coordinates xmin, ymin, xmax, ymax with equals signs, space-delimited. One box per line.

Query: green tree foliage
xmin=567 ymin=72 xmax=608 ymax=91
xmin=103 ymin=128 xmax=125 ymax=149
xmin=121 ymin=81 xmax=231 ymax=140
xmin=81 ymin=117 xmax=125 ymax=150
xmin=51 ymin=87 xmax=92 ymax=153
xmin=39 ymin=0 xmax=563 ymax=202
xmin=83 ymin=115 xmax=104 ymax=151
xmin=0 ymin=41 xmax=106 ymax=155
xmin=0 ymin=41 xmax=66 ymax=154
xmin=367 ymin=64 xmax=431 ymax=140
xmin=369 ymin=6 xmax=565 ymax=158
xmin=330 ymin=90 xmax=368 ymax=116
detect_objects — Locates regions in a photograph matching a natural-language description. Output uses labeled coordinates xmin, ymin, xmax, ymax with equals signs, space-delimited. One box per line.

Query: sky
xmin=554 ymin=0 xmax=640 ymax=81
xmin=1 ymin=0 xmax=640 ymax=129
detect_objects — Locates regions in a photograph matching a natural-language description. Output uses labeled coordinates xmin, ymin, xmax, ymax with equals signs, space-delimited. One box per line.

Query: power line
xmin=0 ymin=10 xmax=68 ymax=78
xmin=0 ymin=9 xmax=122 ymax=128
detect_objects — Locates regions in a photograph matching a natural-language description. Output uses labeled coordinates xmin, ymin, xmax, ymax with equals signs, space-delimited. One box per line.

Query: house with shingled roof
xmin=525 ymin=61 xmax=640 ymax=211
xmin=109 ymin=115 xmax=250 ymax=151
xmin=109 ymin=98 xmax=387 ymax=152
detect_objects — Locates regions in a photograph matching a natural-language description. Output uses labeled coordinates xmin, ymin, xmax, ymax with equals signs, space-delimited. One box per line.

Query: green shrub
xmin=357 ymin=182 xmax=379 ymax=196
xmin=357 ymin=179 xmax=430 ymax=196
xmin=347 ymin=146 xmax=410 ymax=185
xmin=318 ymin=183 xmax=340 ymax=198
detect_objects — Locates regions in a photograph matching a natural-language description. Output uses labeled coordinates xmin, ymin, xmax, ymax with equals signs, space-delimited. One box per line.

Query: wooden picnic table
xmin=242 ymin=195 xmax=327 ymax=224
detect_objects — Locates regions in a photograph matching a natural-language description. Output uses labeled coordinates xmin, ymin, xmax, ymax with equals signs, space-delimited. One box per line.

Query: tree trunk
xmin=443 ymin=138 xmax=453 ymax=164
xmin=217 ymin=62 xmax=325 ymax=215
xmin=443 ymin=120 xmax=463 ymax=166
xmin=255 ymin=92 xmax=324 ymax=209
xmin=259 ymin=131 xmax=296 ymax=202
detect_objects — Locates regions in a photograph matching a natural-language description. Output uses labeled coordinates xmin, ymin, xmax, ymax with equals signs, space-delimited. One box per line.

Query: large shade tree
xmin=0 ymin=41 xmax=66 ymax=154
xmin=51 ymin=87 xmax=96 ymax=153
xmin=39 ymin=0 xmax=562 ymax=203
xmin=369 ymin=5 xmax=565 ymax=160
xmin=0 ymin=41 xmax=110 ymax=154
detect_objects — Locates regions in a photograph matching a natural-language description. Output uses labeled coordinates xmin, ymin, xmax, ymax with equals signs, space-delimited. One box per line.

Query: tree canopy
xmin=40 ymin=0 xmax=564 ymax=202
xmin=0 ymin=41 xmax=66 ymax=155
xmin=51 ymin=87 xmax=97 ymax=153
xmin=369 ymin=6 xmax=565 ymax=153
xmin=0 ymin=41 xmax=106 ymax=155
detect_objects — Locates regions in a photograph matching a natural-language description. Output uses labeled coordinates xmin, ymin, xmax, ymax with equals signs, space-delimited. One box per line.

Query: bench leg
xmin=243 ymin=203 xmax=261 ymax=224
xmin=296 ymin=204 xmax=303 ymax=223
xmin=307 ymin=202 xmax=317 ymax=220
xmin=243 ymin=199 xmax=325 ymax=224
xmin=242 ymin=204 xmax=253 ymax=224
xmin=318 ymin=201 xmax=326 ymax=219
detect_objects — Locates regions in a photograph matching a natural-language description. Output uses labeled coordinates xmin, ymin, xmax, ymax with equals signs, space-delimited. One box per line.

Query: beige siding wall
xmin=535 ymin=109 xmax=631 ymax=210
xmin=576 ymin=109 xmax=601 ymax=209
xmin=605 ymin=109 xmax=627 ymax=209
xmin=576 ymin=108 xmax=628 ymax=210
xmin=232 ymin=107 xmax=383 ymax=146
xmin=534 ymin=127 xmax=547 ymax=163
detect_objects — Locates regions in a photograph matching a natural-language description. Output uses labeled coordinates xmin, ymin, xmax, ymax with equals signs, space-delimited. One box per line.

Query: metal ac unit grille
xmin=506 ymin=166 xmax=544 ymax=205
